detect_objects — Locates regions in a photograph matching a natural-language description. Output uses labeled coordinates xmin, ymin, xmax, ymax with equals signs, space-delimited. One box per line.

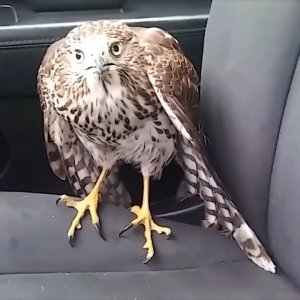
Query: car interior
xmin=0 ymin=0 xmax=300 ymax=299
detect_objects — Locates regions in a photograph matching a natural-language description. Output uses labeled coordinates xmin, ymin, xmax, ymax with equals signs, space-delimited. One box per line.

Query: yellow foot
xmin=119 ymin=205 xmax=172 ymax=264
xmin=56 ymin=193 xmax=105 ymax=246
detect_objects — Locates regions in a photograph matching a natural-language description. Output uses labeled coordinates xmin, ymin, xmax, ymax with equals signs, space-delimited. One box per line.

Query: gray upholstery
xmin=0 ymin=192 xmax=243 ymax=274
xmin=0 ymin=268 xmax=298 ymax=300
xmin=269 ymin=44 xmax=300 ymax=285
xmin=201 ymin=0 xmax=300 ymax=285
xmin=0 ymin=192 xmax=299 ymax=300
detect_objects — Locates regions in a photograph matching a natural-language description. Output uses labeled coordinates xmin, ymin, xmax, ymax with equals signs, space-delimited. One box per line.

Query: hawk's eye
xmin=74 ymin=49 xmax=85 ymax=62
xmin=110 ymin=42 xmax=122 ymax=57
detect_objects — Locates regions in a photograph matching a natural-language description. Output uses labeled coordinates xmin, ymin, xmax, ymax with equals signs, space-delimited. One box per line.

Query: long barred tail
xmin=177 ymin=136 xmax=276 ymax=273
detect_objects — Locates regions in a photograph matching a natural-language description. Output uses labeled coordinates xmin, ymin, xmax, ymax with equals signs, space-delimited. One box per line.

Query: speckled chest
xmin=53 ymin=70 xmax=172 ymax=150
xmin=68 ymin=90 xmax=164 ymax=148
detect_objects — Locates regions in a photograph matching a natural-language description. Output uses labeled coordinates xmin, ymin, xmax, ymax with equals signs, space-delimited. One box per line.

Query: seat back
xmin=200 ymin=0 xmax=300 ymax=285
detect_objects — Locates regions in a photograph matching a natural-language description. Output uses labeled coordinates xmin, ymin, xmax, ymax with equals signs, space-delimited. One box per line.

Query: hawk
xmin=37 ymin=20 xmax=275 ymax=272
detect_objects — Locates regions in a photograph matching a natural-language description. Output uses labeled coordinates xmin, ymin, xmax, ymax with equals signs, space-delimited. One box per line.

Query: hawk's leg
xmin=57 ymin=168 xmax=109 ymax=246
xmin=119 ymin=176 xmax=171 ymax=263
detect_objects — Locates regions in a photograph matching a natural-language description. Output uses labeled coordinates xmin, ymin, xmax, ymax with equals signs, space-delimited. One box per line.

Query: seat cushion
xmin=200 ymin=0 xmax=300 ymax=288
xmin=200 ymin=0 xmax=300 ymax=247
xmin=269 ymin=46 xmax=300 ymax=287
xmin=0 ymin=192 xmax=298 ymax=299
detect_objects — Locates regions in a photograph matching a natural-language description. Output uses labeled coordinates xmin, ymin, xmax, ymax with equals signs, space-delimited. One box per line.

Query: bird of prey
xmin=37 ymin=19 xmax=275 ymax=273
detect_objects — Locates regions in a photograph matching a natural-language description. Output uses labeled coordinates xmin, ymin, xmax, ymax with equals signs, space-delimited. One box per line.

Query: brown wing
xmin=137 ymin=27 xmax=211 ymax=197
xmin=37 ymin=40 xmax=67 ymax=181
xmin=138 ymin=26 xmax=236 ymax=209
xmin=133 ymin=26 xmax=201 ymax=129
xmin=134 ymin=27 xmax=276 ymax=273
xmin=37 ymin=40 xmax=131 ymax=207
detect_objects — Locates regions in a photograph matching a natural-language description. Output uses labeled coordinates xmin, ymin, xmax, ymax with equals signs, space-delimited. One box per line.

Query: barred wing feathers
xmin=139 ymin=27 xmax=275 ymax=273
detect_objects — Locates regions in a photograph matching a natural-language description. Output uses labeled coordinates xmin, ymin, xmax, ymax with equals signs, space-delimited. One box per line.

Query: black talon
xmin=68 ymin=235 xmax=75 ymax=247
xmin=166 ymin=233 xmax=173 ymax=240
xmin=56 ymin=197 xmax=61 ymax=206
xmin=142 ymin=256 xmax=152 ymax=264
xmin=93 ymin=223 xmax=106 ymax=241
xmin=118 ymin=223 xmax=133 ymax=237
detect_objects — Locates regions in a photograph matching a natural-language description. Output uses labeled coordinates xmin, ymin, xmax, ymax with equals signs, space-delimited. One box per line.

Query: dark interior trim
xmin=0 ymin=0 xmax=211 ymax=45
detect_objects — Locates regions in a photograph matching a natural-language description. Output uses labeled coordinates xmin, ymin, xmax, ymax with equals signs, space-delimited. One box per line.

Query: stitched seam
xmin=266 ymin=47 xmax=300 ymax=248
xmin=0 ymin=259 xmax=248 ymax=276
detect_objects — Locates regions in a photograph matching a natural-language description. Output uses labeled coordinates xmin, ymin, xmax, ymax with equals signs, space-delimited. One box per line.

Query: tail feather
xmin=231 ymin=213 xmax=276 ymax=273
xmin=177 ymin=136 xmax=276 ymax=273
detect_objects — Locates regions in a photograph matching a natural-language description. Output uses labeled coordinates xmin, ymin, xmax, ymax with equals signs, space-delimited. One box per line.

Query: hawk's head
xmin=57 ymin=20 xmax=140 ymax=89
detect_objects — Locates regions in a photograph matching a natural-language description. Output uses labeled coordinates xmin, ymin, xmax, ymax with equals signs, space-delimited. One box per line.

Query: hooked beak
xmin=85 ymin=58 xmax=115 ymax=74
xmin=85 ymin=58 xmax=104 ymax=74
